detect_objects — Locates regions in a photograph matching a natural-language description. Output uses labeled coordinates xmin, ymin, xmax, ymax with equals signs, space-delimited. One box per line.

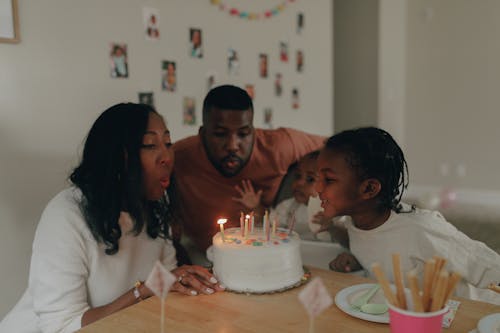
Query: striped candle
xmin=265 ymin=210 xmax=270 ymax=241
xmin=240 ymin=211 xmax=244 ymax=237
xmin=250 ymin=212 xmax=255 ymax=234
xmin=244 ymin=214 xmax=250 ymax=239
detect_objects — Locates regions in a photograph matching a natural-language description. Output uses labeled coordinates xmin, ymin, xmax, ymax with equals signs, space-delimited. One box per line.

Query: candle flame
xmin=245 ymin=214 xmax=250 ymax=219
xmin=217 ymin=218 xmax=227 ymax=225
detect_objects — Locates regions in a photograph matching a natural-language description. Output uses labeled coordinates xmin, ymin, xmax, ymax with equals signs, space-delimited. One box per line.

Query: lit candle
xmin=240 ymin=211 xmax=244 ymax=237
xmin=217 ymin=218 xmax=227 ymax=242
xmin=244 ymin=214 xmax=250 ymax=239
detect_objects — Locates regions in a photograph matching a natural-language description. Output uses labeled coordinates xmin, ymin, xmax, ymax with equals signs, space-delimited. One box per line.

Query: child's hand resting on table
xmin=329 ymin=252 xmax=362 ymax=273
xmin=232 ymin=179 xmax=263 ymax=210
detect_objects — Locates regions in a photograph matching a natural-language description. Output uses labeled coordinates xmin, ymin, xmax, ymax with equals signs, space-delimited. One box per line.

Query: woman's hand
xmin=329 ymin=252 xmax=362 ymax=273
xmin=232 ymin=179 xmax=263 ymax=210
xmin=170 ymin=265 xmax=225 ymax=296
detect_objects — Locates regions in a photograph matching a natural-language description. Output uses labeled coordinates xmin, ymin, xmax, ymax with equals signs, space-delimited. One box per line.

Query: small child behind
xmin=233 ymin=151 xmax=332 ymax=241
xmin=315 ymin=127 xmax=500 ymax=304
xmin=270 ymin=151 xmax=332 ymax=241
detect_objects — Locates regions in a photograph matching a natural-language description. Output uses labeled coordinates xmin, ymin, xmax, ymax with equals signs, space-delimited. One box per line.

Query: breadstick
xmin=372 ymin=263 xmax=399 ymax=307
xmin=407 ymin=270 xmax=424 ymax=312
xmin=431 ymin=256 xmax=447 ymax=294
xmin=430 ymin=270 xmax=449 ymax=312
xmin=422 ymin=259 xmax=436 ymax=312
xmin=488 ymin=283 xmax=500 ymax=293
xmin=392 ymin=254 xmax=407 ymax=310
xmin=443 ymin=272 xmax=461 ymax=303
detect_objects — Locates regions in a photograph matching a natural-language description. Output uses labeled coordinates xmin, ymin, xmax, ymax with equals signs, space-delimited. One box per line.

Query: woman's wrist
xmin=133 ymin=281 xmax=143 ymax=302
xmin=133 ymin=281 xmax=152 ymax=301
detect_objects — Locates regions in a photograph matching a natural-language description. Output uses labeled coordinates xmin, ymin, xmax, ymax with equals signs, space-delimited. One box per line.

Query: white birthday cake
xmin=211 ymin=227 xmax=304 ymax=293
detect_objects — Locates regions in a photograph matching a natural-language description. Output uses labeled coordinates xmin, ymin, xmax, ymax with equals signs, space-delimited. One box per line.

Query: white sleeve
xmin=30 ymin=193 xmax=90 ymax=333
xmin=270 ymin=199 xmax=292 ymax=228
xmin=416 ymin=214 xmax=500 ymax=303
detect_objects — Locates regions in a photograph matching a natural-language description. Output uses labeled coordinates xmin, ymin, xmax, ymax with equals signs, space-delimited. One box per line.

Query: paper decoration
xmin=145 ymin=261 xmax=176 ymax=299
xmin=210 ymin=0 xmax=297 ymax=20
xmin=145 ymin=261 xmax=176 ymax=333
xmin=298 ymin=277 xmax=333 ymax=317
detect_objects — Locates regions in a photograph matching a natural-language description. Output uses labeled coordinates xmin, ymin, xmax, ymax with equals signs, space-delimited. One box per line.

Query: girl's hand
xmin=329 ymin=252 xmax=362 ymax=273
xmin=312 ymin=212 xmax=333 ymax=233
xmin=232 ymin=179 xmax=263 ymax=210
xmin=170 ymin=265 xmax=225 ymax=296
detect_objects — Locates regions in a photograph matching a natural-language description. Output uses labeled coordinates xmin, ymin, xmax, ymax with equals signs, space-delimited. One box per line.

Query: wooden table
xmin=79 ymin=267 xmax=499 ymax=332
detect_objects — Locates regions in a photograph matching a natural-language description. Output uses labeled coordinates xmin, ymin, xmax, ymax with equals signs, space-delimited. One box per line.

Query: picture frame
xmin=0 ymin=0 xmax=20 ymax=43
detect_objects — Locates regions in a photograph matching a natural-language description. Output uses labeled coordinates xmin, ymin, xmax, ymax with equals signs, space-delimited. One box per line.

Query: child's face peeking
xmin=315 ymin=148 xmax=364 ymax=219
xmin=291 ymin=157 xmax=318 ymax=204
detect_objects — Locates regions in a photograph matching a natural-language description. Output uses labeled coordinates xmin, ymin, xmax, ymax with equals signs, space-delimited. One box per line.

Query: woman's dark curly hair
xmin=324 ymin=127 xmax=409 ymax=212
xmin=70 ymin=103 xmax=172 ymax=255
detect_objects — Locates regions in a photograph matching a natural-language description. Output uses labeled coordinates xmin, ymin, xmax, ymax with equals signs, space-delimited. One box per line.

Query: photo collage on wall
xmin=111 ymin=6 xmax=305 ymax=127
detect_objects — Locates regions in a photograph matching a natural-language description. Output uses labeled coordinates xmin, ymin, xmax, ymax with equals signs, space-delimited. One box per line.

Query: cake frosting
xmin=211 ymin=227 xmax=304 ymax=293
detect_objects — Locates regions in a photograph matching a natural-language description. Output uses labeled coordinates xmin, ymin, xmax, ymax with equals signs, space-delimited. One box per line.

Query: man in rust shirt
xmin=173 ymin=85 xmax=325 ymax=261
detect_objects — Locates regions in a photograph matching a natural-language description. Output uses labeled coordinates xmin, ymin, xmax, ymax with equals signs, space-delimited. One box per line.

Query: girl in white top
xmin=0 ymin=103 xmax=223 ymax=333
xmin=316 ymin=127 xmax=500 ymax=304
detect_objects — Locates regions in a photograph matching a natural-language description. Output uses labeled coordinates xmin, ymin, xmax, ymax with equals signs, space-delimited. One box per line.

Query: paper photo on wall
xmin=297 ymin=12 xmax=304 ymax=34
xmin=259 ymin=53 xmax=268 ymax=78
xmin=279 ymin=42 xmax=289 ymax=62
xmin=297 ymin=50 xmax=304 ymax=72
xmin=138 ymin=92 xmax=155 ymax=108
xmin=245 ymin=84 xmax=255 ymax=100
xmin=206 ymin=71 xmax=218 ymax=92
xmin=161 ymin=60 xmax=176 ymax=92
xmin=227 ymin=48 xmax=239 ymax=75
xmin=292 ymin=88 xmax=300 ymax=109
xmin=264 ymin=107 xmax=273 ymax=129
xmin=143 ymin=7 xmax=160 ymax=40
xmin=189 ymin=28 xmax=203 ymax=58
xmin=110 ymin=43 xmax=128 ymax=78
xmin=274 ymin=73 xmax=283 ymax=97
xmin=183 ymin=97 xmax=196 ymax=125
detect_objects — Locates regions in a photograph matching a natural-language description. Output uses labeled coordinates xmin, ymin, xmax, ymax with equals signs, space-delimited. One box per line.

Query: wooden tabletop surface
xmin=79 ymin=267 xmax=499 ymax=332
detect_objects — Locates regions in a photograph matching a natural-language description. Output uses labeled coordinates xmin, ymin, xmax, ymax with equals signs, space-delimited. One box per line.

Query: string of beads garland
xmin=210 ymin=0 xmax=296 ymax=20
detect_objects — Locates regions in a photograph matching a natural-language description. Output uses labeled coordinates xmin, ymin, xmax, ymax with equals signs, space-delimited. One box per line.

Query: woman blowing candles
xmin=0 ymin=103 xmax=223 ymax=333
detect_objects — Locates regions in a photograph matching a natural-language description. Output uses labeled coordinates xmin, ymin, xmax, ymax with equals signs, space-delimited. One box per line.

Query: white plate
xmin=478 ymin=313 xmax=500 ymax=333
xmin=334 ymin=283 xmax=390 ymax=324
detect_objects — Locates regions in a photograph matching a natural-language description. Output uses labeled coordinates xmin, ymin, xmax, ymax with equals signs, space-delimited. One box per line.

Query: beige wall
xmin=0 ymin=0 xmax=334 ymax=318
xmin=405 ymin=0 xmax=500 ymax=190
xmin=336 ymin=0 xmax=500 ymax=192
xmin=334 ymin=0 xmax=379 ymax=132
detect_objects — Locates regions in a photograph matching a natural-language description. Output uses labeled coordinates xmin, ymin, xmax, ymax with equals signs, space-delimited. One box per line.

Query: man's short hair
xmin=202 ymin=85 xmax=253 ymax=124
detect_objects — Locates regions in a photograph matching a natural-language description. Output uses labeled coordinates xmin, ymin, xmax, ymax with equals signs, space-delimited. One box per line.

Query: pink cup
xmin=388 ymin=302 xmax=449 ymax=333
